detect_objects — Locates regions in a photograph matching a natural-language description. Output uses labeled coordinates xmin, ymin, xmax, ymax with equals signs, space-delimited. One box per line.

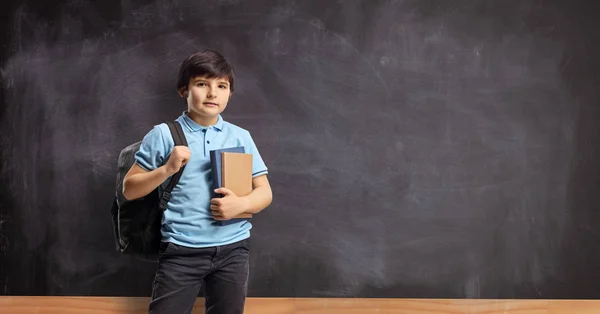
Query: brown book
xmin=221 ymin=152 xmax=253 ymax=219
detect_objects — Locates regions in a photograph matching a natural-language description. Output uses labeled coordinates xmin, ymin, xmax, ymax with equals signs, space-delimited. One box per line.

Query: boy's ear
xmin=178 ymin=87 xmax=188 ymax=98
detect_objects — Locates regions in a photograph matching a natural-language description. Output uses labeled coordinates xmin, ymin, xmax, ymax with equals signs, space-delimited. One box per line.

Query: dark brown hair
xmin=177 ymin=50 xmax=235 ymax=92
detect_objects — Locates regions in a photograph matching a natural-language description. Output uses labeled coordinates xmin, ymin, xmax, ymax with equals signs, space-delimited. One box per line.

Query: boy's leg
xmin=203 ymin=239 xmax=250 ymax=314
xmin=149 ymin=242 xmax=213 ymax=314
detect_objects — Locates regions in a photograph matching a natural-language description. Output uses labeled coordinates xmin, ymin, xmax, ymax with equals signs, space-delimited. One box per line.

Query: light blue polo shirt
xmin=134 ymin=111 xmax=268 ymax=248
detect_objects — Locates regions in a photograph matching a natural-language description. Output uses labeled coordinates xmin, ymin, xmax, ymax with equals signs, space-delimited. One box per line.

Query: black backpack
xmin=110 ymin=120 xmax=188 ymax=261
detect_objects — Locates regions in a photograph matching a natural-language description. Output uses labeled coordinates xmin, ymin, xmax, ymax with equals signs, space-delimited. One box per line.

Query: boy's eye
xmin=219 ymin=85 xmax=227 ymax=89
xmin=197 ymin=82 xmax=206 ymax=86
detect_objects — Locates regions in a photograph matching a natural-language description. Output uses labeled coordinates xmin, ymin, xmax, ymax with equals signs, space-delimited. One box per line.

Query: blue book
xmin=209 ymin=146 xmax=245 ymax=196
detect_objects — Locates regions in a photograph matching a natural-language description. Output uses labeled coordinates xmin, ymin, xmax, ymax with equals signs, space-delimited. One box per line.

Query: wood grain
xmin=2 ymin=297 xmax=600 ymax=314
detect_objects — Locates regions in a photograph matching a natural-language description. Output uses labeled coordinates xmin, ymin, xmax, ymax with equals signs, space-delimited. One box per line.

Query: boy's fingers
xmin=214 ymin=188 xmax=233 ymax=196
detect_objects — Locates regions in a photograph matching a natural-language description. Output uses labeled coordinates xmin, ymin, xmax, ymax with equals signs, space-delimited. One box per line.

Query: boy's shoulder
xmin=138 ymin=122 xmax=174 ymax=149
xmin=147 ymin=122 xmax=172 ymax=141
xmin=222 ymin=119 xmax=251 ymax=136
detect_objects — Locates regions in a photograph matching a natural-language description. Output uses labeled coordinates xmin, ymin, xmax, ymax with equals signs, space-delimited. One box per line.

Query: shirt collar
xmin=179 ymin=111 xmax=224 ymax=132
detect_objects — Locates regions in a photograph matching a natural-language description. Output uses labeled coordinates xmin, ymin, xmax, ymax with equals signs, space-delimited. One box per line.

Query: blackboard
xmin=2 ymin=0 xmax=600 ymax=299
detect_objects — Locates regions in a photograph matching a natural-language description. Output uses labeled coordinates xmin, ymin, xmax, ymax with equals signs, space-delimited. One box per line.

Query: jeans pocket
xmin=238 ymin=239 xmax=250 ymax=254
xmin=159 ymin=242 xmax=177 ymax=257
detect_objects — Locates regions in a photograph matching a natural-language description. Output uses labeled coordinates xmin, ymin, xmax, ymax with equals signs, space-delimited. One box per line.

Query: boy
xmin=122 ymin=50 xmax=273 ymax=314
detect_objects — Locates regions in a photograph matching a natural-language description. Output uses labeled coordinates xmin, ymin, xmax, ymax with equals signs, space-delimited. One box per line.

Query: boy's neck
xmin=186 ymin=111 xmax=218 ymax=127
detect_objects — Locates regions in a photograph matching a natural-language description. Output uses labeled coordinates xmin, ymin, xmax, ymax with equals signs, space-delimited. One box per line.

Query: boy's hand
xmin=165 ymin=146 xmax=191 ymax=175
xmin=210 ymin=188 xmax=249 ymax=220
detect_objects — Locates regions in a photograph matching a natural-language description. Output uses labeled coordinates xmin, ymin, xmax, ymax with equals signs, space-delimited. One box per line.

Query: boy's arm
xmin=211 ymin=175 xmax=272 ymax=220
xmin=123 ymin=145 xmax=191 ymax=201
xmin=242 ymin=175 xmax=272 ymax=214
xmin=122 ymin=163 xmax=171 ymax=201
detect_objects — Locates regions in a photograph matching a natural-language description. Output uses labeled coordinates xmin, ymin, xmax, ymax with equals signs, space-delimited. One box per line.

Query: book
xmin=210 ymin=146 xmax=245 ymax=193
xmin=209 ymin=147 xmax=253 ymax=220
xmin=222 ymin=152 xmax=253 ymax=197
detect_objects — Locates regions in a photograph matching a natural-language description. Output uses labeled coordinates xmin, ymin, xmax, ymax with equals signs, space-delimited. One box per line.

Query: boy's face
xmin=179 ymin=76 xmax=232 ymax=124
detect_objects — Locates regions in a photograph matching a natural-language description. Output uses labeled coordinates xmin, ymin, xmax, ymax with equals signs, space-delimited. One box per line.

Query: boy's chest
xmin=185 ymin=130 xmax=243 ymax=160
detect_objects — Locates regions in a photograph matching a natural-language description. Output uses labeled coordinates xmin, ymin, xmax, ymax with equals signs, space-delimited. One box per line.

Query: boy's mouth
xmin=203 ymin=102 xmax=218 ymax=107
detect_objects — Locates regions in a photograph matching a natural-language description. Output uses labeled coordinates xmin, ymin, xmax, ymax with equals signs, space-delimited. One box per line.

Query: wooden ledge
xmin=1 ymin=297 xmax=600 ymax=313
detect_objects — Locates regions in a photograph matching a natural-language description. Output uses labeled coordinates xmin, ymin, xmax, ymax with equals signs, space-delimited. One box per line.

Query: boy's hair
xmin=177 ymin=50 xmax=235 ymax=92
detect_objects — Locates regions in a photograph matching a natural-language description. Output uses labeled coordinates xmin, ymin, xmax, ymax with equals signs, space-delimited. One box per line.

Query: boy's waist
xmin=161 ymin=216 xmax=251 ymax=248
xmin=161 ymin=228 xmax=251 ymax=248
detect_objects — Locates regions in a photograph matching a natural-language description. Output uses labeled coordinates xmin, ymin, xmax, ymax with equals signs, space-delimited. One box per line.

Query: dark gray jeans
xmin=148 ymin=238 xmax=250 ymax=314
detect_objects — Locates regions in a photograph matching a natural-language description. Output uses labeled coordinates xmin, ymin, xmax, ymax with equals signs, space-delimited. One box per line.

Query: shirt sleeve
xmin=244 ymin=131 xmax=268 ymax=178
xmin=134 ymin=125 xmax=169 ymax=171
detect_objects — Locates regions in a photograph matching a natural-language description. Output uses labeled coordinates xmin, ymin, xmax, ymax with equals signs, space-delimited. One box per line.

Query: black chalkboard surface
xmin=2 ymin=0 xmax=600 ymax=299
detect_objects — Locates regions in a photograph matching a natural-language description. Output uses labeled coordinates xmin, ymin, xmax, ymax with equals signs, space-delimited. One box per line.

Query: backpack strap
xmin=159 ymin=121 xmax=188 ymax=211
xmin=167 ymin=120 xmax=188 ymax=147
